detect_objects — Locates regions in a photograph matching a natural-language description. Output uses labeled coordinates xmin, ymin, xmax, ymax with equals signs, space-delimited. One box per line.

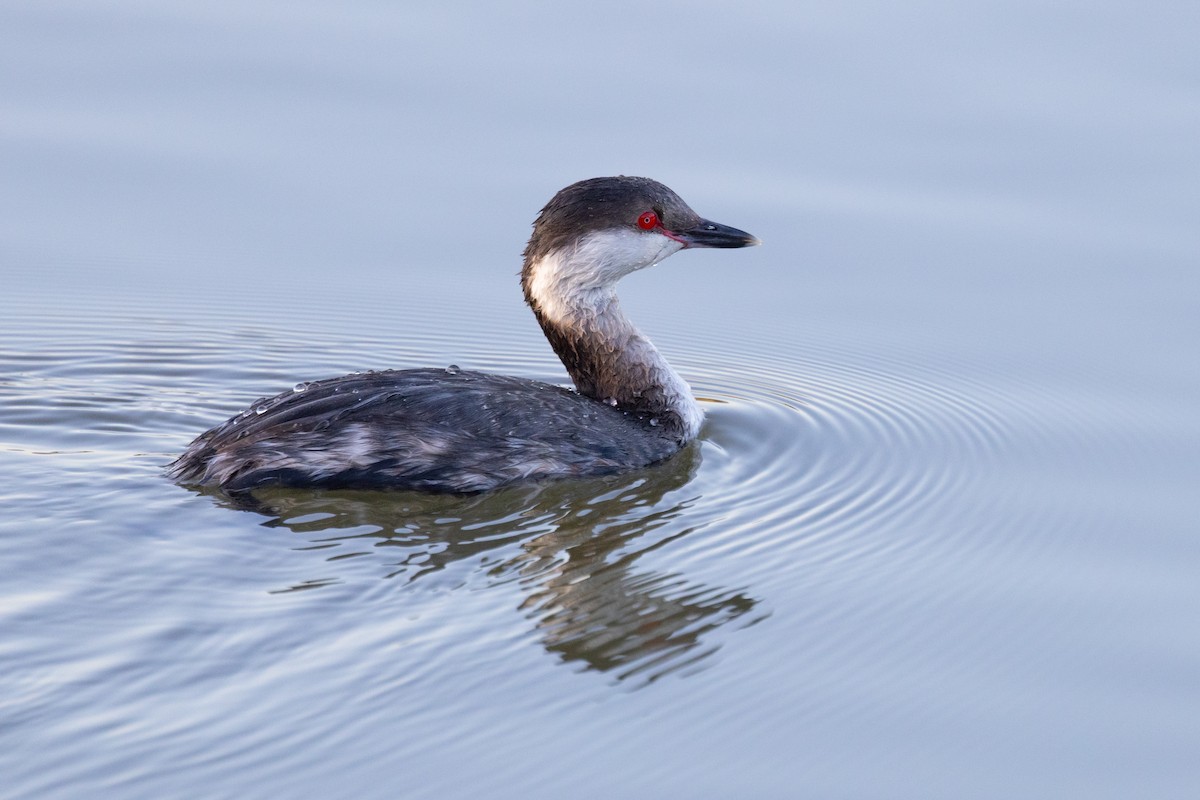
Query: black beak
xmin=673 ymin=218 xmax=761 ymax=249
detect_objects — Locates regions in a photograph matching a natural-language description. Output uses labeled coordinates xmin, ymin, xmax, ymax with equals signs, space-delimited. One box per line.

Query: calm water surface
xmin=2 ymin=2 xmax=1198 ymax=798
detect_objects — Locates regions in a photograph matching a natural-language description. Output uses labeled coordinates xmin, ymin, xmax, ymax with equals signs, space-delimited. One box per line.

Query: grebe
xmin=170 ymin=176 xmax=759 ymax=493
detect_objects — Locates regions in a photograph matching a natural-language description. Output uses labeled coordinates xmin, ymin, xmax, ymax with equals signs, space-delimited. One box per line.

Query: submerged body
xmin=170 ymin=369 xmax=681 ymax=493
xmin=170 ymin=176 xmax=758 ymax=493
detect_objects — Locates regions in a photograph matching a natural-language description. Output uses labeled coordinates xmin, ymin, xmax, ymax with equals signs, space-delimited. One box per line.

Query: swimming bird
xmin=169 ymin=176 xmax=759 ymax=493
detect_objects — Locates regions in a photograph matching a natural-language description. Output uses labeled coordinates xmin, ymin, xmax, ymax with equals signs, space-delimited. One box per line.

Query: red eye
xmin=637 ymin=210 xmax=659 ymax=230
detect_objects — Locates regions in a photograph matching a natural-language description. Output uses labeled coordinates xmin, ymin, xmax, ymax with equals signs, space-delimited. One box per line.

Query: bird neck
xmin=521 ymin=247 xmax=702 ymax=441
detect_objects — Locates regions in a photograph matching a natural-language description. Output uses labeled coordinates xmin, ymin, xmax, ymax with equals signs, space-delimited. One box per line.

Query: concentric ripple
xmin=0 ymin=295 xmax=1134 ymax=692
xmin=668 ymin=330 xmax=1015 ymax=576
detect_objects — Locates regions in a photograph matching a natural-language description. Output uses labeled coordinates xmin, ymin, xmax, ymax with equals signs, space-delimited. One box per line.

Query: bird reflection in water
xmin=207 ymin=445 xmax=766 ymax=686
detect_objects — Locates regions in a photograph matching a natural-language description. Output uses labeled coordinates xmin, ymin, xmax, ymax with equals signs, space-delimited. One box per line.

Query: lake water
xmin=2 ymin=2 xmax=1198 ymax=798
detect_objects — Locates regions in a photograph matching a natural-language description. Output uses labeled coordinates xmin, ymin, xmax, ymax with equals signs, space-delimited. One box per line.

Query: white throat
xmin=524 ymin=229 xmax=703 ymax=440
xmin=525 ymin=229 xmax=684 ymax=324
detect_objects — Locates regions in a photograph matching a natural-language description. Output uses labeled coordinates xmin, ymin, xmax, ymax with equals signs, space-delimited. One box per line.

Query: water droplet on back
xmin=445 ymin=364 xmax=461 ymax=375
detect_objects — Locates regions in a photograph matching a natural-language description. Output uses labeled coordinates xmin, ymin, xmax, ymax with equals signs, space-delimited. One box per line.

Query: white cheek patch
xmin=526 ymin=229 xmax=684 ymax=324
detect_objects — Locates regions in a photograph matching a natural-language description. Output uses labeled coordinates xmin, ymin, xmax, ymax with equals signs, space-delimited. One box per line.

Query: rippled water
xmin=3 ymin=2 xmax=1199 ymax=798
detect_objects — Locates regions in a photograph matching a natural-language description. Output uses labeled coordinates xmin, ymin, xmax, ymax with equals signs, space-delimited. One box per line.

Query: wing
xmin=169 ymin=369 xmax=681 ymax=492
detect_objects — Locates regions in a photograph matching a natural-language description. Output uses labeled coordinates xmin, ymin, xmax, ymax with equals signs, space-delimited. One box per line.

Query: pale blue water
xmin=2 ymin=2 xmax=1198 ymax=798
